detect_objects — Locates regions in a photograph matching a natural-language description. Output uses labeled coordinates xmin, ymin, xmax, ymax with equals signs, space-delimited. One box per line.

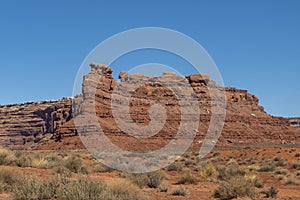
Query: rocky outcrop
xmin=0 ymin=63 xmax=299 ymax=150
xmin=0 ymin=98 xmax=73 ymax=149
xmin=290 ymin=118 xmax=300 ymax=129
xmin=53 ymin=63 xmax=299 ymax=151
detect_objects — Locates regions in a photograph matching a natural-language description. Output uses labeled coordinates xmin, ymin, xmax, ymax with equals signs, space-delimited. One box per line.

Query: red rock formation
xmin=0 ymin=63 xmax=299 ymax=150
xmin=0 ymin=98 xmax=73 ymax=149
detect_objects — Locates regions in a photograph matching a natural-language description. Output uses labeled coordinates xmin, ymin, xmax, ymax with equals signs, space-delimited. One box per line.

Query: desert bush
xmin=15 ymin=154 xmax=33 ymax=167
xmin=291 ymin=161 xmax=300 ymax=170
xmin=0 ymin=147 xmax=16 ymax=165
xmin=129 ymin=171 xmax=165 ymax=188
xmin=240 ymin=157 xmax=257 ymax=165
xmin=0 ymin=167 xmax=20 ymax=192
xmin=64 ymin=157 xmax=83 ymax=173
xmin=107 ymin=179 xmax=149 ymax=200
xmin=13 ymin=176 xmax=52 ymax=200
xmin=199 ymin=163 xmax=217 ymax=181
xmin=244 ymin=174 xmax=264 ymax=188
xmin=177 ymin=171 xmax=198 ymax=185
xmin=0 ymin=182 xmax=4 ymax=193
xmin=184 ymin=160 xmax=196 ymax=167
xmin=166 ymin=162 xmax=182 ymax=171
xmin=273 ymin=168 xmax=289 ymax=175
xmin=294 ymin=153 xmax=300 ymax=157
xmin=172 ymin=185 xmax=188 ymax=196
xmin=55 ymin=176 xmax=107 ymax=200
xmin=145 ymin=171 xmax=165 ymax=188
xmin=213 ymin=175 xmax=259 ymax=200
xmin=277 ymin=175 xmax=285 ymax=181
xmin=284 ymin=177 xmax=299 ymax=186
xmin=14 ymin=175 xmax=107 ymax=200
xmin=159 ymin=183 xmax=169 ymax=192
xmin=217 ymin=162 xmax=246 ymax=181
xmin=31 ymin=156 xmax=49 ymax=168
xmin=264 ymin=186 xmax=278 ymax=198
xmin=257 ymin=164 xmax=276 ymax=172
xmin=296 ymin=171 xmax=300 ymax=176
xmin=13 ymin=174 xmax=149 ymax=200
xmin=273 ymin=157 xmax=287 ymax=167
xmin=51 ymin=165 xmax=71 ymax=176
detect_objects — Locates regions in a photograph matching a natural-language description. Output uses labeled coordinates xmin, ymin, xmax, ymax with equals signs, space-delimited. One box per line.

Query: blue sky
xmin=0 ymin=0 xmax=299 ymax=117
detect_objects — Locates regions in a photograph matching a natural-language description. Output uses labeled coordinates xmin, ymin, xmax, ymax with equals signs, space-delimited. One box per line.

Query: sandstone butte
xmin=0 ymin=62 xmax=299 ymax=151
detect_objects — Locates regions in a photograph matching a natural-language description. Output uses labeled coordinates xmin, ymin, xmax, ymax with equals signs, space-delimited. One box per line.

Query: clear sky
xmin=0 ymin=0 xmax=299 ymax=117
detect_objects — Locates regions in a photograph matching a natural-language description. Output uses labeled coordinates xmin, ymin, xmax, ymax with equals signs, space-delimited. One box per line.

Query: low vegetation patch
xmin=264 ymin=186 xmax=278 ymax=198
xmin=214 ymin=175 xmax=259 ymax=200
xmin=177 ymin=171 xmax=198 ymax=185
xmin=128 ymin=171 xmax=165 ymax=188
xmin=172 ymin=185 xmax=188 ymax=196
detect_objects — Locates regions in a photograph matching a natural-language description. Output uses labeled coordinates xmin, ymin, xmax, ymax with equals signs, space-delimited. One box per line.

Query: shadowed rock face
xmin=290 ymin=118 xmax=300 ymax=129
xmin=0 ymin=63 xmax=299 ymax=150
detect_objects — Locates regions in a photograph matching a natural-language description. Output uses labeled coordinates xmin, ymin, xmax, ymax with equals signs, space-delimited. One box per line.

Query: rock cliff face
xmin=0 ymin=63 xmax=299 ymax=150
xmin=0 ymin=98 xmax=72 ymax=149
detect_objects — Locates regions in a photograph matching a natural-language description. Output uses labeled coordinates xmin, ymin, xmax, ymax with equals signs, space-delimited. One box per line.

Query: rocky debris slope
xmin=1 ymin=63 xmax=299 ymax=150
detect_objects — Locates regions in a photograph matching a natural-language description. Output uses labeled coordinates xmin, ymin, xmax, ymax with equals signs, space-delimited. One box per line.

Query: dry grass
xmin=172 ymin=185 xmax=188 ymax=196
xmin=213 ymin=175 xmax=259 ymax=200
xmin=177 ymin=171 xmax=198 ymax=185
xmin=107 ymin=179 xmax=149 ymax=200
xmin=128 ymin=171 xmax=165 ymax=189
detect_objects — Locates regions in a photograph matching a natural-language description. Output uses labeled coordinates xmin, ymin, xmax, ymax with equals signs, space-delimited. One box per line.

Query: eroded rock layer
xmin=0 ymin=63 xmax=299 ymax=150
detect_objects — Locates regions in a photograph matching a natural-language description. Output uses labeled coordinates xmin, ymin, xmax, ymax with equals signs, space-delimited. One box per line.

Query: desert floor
xmin=0 ymin=146 xmax=299 ymax=200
